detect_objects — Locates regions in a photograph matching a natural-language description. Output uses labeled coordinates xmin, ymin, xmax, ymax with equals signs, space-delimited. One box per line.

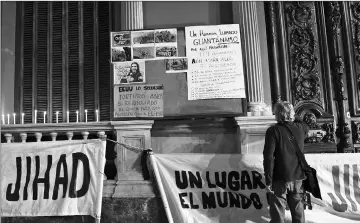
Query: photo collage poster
xmin=111 ymin=28 xmax=179 ymax=84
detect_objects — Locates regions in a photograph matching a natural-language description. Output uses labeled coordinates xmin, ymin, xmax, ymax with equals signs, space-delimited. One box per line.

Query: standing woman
xmin=263 ymin=101 xmax=310 ymax=223
xmin=128 ymin=62 xmax=144 ymax=83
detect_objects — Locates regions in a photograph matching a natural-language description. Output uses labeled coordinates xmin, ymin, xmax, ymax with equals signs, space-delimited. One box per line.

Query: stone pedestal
xmin=235 ymin=116 xmax=276 ymax=154
xmin=111 ymin=120 xmax=155 ymax=197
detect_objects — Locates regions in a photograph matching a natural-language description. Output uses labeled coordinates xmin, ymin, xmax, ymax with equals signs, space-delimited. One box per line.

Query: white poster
xmin=1 ymin=140 xmax=106 ymax=219
xmin=185 ymin=24 xmax=246 ymax=100
xmin=113 ymin=84 xmax=164 ymax=118
xmin=150 ymin=153 xmax=360 ymax=223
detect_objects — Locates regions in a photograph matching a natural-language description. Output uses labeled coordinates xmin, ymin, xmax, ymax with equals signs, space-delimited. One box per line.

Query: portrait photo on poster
xmin=113 ymin=61 xmax=146 ymax=84
xmin=111 ymin=47 xmax=132 ymax=62
xmin=165 ymin=57 xmax=188 ymax=73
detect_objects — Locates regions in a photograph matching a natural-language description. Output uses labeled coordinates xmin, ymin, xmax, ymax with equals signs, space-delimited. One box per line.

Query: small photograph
xmin=113 ymin=61 xmax=146 ymax=84
xmin=112 ymin=31 xmax=131 ymax=47
xmin=132 ymin=30 xmax=155 ymax=45
xmin=165 ymin=57 xmax=188 ymax=73
xmin=156 ymin=46 xmax=178 ymax=58
xmin=155 ymin=29 xmax=177 ymax=43
xmin=111 ymin=47 xmax=132 ymax=62
xmin=133 ymin=46 xmax=155 ymax=60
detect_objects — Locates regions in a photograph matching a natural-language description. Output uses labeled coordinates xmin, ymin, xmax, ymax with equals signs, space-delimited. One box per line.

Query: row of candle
xmin=1 ymin=110 xmax=99 ymax=125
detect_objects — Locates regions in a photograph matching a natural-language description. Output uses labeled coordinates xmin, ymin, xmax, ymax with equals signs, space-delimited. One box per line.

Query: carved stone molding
xmin=286 ymin=2 xmax=322 ymax=108
xmin=352 ymin=121 xmax=360 ymax=144
xmin=349 ymin=2 xmax=360 ymax=115
xmin=302 ymin=111 xmax=335 ymax=143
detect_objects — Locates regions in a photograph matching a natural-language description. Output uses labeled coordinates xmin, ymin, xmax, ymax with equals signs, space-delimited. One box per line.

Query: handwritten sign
xmin=185 ymin=24 xmax=246 ymax=100
xmin=113 ymin=84 xmax=164 ymax=118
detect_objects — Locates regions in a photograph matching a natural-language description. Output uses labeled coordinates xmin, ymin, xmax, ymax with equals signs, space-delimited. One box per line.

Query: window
xmin=15 ymin=1 xmax=112 ymax=123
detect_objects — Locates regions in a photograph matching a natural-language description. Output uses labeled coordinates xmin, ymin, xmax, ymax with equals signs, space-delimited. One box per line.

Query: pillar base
xmin=113 ymin=180 xmax=156 ymax=198
xmin=247 ymin=102 xmax=267 ymax=112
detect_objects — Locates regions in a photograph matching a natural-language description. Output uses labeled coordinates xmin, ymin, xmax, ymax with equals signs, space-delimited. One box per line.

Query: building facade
xmin=1 ymin=1 xmax=359 ymax=222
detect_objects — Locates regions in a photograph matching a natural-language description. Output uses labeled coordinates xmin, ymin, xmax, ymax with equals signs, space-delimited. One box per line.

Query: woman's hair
xmin=274 ymin=101 xmax=295 ymax=123
xmin=130 ymin=62 xmax=140 ymax=72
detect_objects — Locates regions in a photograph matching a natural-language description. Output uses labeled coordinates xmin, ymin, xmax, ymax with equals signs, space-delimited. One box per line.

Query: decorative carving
xmin=294 ymin=75 xmax=321 ymax=101
xmin=302 ymin=112 xmax=335 ymax=143
xmin=321 ymin=123 xmax=335 ymax=143
xmin=333 ymin=57 xmax=346 ymax=100
xmin=350 ymin=2 xmax=360 ymax=107
xmin=330 ymin=2 xmax=342 ymax=37
xmin=286 ymin=2 xmax=322 ymax=107
xmin=329 ymin=2 xmax=352 ymax=152
xmin=352 ymin=121 xmax=360 ymax=143
xmin=303 ymin=113 xmax=320 ymax=129
xmin=269 ymin=2 xmax=277 ymax=43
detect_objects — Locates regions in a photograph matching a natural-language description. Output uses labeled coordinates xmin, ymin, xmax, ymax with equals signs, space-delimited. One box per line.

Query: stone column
xmin=120 ymin=1 xmax=144 ymax=30
xmin=233 ymin=2 xmax=266 ymax=112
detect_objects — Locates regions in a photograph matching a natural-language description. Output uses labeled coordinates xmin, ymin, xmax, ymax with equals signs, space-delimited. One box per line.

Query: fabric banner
xmin=1 ymin=139 xmax=106 ymax=218
xmin=150 ymin=153 xmax=360 ymax=223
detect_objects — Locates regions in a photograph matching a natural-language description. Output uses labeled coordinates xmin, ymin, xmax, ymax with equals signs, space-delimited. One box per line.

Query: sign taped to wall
xmin=1 ymin=140 xmax=106 ymax=218
xmin=185 ymin=24 xmax=246 ymax=100
xmin=113 ymin=84 xmax=164 ymax=118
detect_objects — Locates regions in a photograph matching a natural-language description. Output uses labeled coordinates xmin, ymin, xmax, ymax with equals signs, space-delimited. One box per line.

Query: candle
xmin=76 ymin=110 xmax=79 ymax=123
xmin=43 ymin=111 xmax=46 ymax=124
xmin=34 ymin=110 xmax=37 ymax=124
xmin=13 ymin=113 xmax=16 ymax=124
xmin=7 ymin=114 xmax=10 ymax=124
xmin=96 ymin=109 xmax=99 ymax=122
xmin=56 ymin=111 xmax=59 ymax=123
xmin=2 ymin=114 xmax=5 ymax=124
xmin=21 ymin=113 xmax=24 ymax=124
xmin=85 ymin=109 xmax=88 ymax=122
xmin=67 ymin=111 xmax=69 ymax=123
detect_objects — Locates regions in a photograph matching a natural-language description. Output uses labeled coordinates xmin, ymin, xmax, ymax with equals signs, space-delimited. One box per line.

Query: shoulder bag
xmin=282 ymin=124 xmax=322 ymax=200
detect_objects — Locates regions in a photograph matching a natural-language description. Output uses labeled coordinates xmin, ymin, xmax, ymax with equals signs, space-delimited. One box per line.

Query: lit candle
xmin=21 ymin=113 xmax=24 ymax=124
xmin=67 ymin=111 xmax=69 ymax=123
xmin=96 ymin=109 xmax=99 ymax=122
xmin=13 ymin=113 xmax=16 ymax=124
xmin=34 ymin=110 xmax=37 ymax=124
xmin=7 ymin=114 xmax=10 ymax=124
xmin=43 ymin=111 xmax=46 ymax=124
xmin=76 ymin=110 xmax=79 ymax=123
xmin=56 ymin=111 xmax=59 ymax=123
xmin=85 ymin=109 xmax=88 ymax=122
xmin=2 ymin=114 xmax=5 ymax=124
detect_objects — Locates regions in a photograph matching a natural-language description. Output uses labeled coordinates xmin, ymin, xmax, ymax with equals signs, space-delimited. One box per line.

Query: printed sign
xmin=185 ymin=24 xmax=246 ymax=100
xmin=113 ymin=84 xmax=164 ymax=118
xmin=1 ymin=140 xmax=106 ymax=218
xmin=150 ymin=153 xmax=360 ymax=223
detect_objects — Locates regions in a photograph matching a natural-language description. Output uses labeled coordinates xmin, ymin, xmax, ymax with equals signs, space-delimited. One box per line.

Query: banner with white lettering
xmin=150 ymin=153 xmax=360 ymax=223
xmin=0 ymin=139 xmax=106 ymax=218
